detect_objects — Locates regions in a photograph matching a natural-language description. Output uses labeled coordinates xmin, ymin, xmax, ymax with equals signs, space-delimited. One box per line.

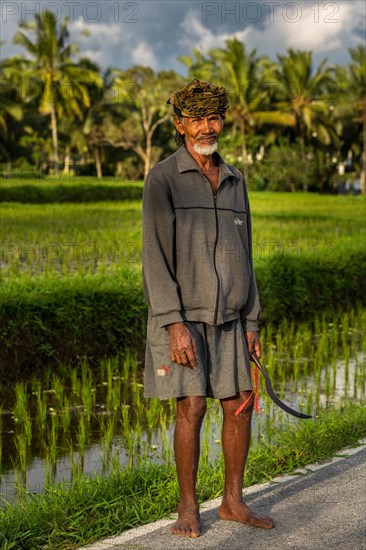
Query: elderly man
xmin=142 ymin=79 xmax=274 ymax=538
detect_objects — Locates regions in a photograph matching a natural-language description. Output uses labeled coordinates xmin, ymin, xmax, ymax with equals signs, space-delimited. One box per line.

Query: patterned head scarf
xmin=167 ymin=79 xmax=229 ymax=118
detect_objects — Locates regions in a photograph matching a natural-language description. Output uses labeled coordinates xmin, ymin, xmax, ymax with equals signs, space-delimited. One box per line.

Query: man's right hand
xmin=167 ymin=322 xmax=198 ymax=369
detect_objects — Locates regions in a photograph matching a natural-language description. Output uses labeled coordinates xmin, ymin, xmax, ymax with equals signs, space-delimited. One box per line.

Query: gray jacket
xmin=142 ymin=145 xmax=260 ymax=331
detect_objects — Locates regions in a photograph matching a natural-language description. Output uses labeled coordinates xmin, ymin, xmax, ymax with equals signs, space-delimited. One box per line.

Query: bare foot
xmin=171 ymin=504 xmax=201 ymax=538
xmin=218 ymin=500 xmax=275 ymax=529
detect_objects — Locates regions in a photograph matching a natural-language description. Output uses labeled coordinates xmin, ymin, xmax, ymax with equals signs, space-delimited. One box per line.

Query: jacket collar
xmin=175 ymin=145 xmax=236 ymax=185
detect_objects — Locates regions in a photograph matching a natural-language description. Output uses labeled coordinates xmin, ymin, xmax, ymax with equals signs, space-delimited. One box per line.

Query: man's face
xmin=174 ymin=114 xmax=224 ymax=156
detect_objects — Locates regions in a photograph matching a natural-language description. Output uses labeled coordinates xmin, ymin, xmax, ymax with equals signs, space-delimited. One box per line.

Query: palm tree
xmin=0 ymin=50 xmax=24 ymax=160
xmin=83 ymin=66 xmax=121 ymax=178
xmin=274 ymin=50 xmax=337 ymax=156
xmin=180 ymin=38 xmax=295 ymax=164
xmin=13 ymin=11 xmax=102 ymax=174
xmin=0 ymin=60 xmax=22 ymax=134
xmin=334 ymin=46 xmax=366 ymax=194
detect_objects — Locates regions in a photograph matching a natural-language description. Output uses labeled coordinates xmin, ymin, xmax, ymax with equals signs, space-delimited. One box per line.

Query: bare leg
xmin=218 ymin=391 xmax=275 ymax=529
xmin=171 ymin=396 xmax=206 ymax=538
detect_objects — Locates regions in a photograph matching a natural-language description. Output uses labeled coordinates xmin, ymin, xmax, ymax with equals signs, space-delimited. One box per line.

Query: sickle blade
xmin=251 ymin=353 xmax=312 ymax=420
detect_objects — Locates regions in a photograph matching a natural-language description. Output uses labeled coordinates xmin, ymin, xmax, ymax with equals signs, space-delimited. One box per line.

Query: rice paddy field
xmin=0 ymin=180 xmax=365 ymax=548
xmin=0 ymin=307 xmax=365 ymax=506
xmin=0 ymin=189 xmax=364 ymax=278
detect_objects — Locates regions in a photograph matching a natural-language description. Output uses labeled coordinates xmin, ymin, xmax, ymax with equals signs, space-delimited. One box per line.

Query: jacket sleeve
xmin=240 ymin=179 xmax=261 ymax=332
xmin=142 ymin=173 xmax=184 ymax=328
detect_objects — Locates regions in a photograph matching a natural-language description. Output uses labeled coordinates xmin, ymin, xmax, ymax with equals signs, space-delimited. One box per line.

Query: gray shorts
xmin=144 ymin=317 xmax=252 ymax=400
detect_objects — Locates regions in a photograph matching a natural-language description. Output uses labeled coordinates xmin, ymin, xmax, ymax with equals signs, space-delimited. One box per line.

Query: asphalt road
xmin=81 ymin=441 xmax=366 ymax=550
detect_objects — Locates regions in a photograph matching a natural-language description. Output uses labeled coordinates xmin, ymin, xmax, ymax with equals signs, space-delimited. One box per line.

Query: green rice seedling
xmin=158 ymin=403 xmax=170 ymax=427
xmin=264 ymin=408 xmax=274 ymax=444
xmin=313 ymin=315 xmax=322 ymax=345
xmin=23 ymin=413 xmax=32 ymax=447
xmin=352 ymin=359 xmax=359 ymax=401
xmin=13 ymin=464 xmax=27 ymax=499
xmin=302 ymin=357 xmax=309 ymax=379
xmin=105 ymin=358 xmax=114 ymax=391
xmin=287 ymin=320 xmax=296 ymax=346
xmin=324 ymin=363 xmax=332 ymax=404
xmin=344 ymin=357 xmax=350 ymax=397
xmin=33 ymin=381 xmax=47 ymax=432
xmin=201 ymin=414 xmax=213 ymax=464
xmin=318 ymin=327 xmax=329 ymax=363
xmin=102 ymin=416 xmax=115 ymax=450
xmin=129 ymin=370 xmax=139 ymax=392
xmin=165 ymin=399 xmax=176 ymax=425
xmin=264 ymin=390 xmax=272 ymax=417
xmin=61 ymin=395 xmax=72 ymax=433
xmin=15 ymin=430 xmax=28 ymax=476
xmin=107 ymin=375 xmax=121 ymax=414
xmin=130 ymin=378 xmax=143 ymax=410
xmin=331 ymin=357 xmax=338 ymax=395
xmin=305 ymin=393 xmax=314 ymax=417
xmin=100 ymin=417 xmax=114 ymax=468
xmin=144 ymin=399 xmax=159 ymax=430
xmin=122 ymin=350 xmax=139 ymax=379
xmin=158 ymin=414 xmax=173 ymax=464
xmin=80 ymin=363 xmax=95 ymax=422
xmin=68 ymin=441 xmax=80 ymax=482
xmin=76 ymin=414 xmax=87 ymax=461
xmin=342 ymin=311 xmax=349 ymax=338
xmin=120 ymin=404 xmax=130 ymax=432
xmin=144 ymin=405 xmax=153 ymax=431
xmin=275 ymin=329 xmax=285 ymax=358
xmin=122 ymin=354 xmax=131 ymax=380
xmin=278 ymin=361 xmax=292 ymax=396
xmin=43 ymin=452 xmax=53 ymax=488
xmin=13 ymin=382 xmax=28 ymax=421
xmin=134 ymin=421 xmax=143 ymax=447
xmin=70 ymin=369 xmax=81 ymax=404
xmin=111 ymin=453 xmax=122 ymax=474
xmin=291 ymin=358 xmax=300 ymax=392
xmin=132 ymin=398 xmax=147 ymax=429
xmin=47 ymin=414 xmax=59 ymax=479
xmin=125 ymin=428 xmax=135 ymax=468
xmin=266 ymin=348 xmax=275 ymax=377
xmin=124 ymin=425 xmax=140 ymax=467
xmin=51 ymin=375 xmax=65 ymax=411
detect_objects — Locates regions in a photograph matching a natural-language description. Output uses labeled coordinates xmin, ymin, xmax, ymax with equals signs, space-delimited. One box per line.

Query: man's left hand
xmin=245 ymin=331 xmax=261 ymax=359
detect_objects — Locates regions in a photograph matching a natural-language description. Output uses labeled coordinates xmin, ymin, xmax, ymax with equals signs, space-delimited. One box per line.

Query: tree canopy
xmin=1 ymin=13 xmax=364 ymax=192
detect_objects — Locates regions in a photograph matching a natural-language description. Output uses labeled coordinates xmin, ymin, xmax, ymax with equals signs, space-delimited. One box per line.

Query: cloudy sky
xmin=1 ymin=1 xmax=365 ymax=73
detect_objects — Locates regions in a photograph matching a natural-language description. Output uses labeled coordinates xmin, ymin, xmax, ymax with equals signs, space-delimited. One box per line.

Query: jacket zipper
xmin=212 ymin=192 xmax=220 ymax=325
xmin=201 ymin=172 xmax=222 ymax=325
xmin=201 ymin=173 xmax=221 ymax=325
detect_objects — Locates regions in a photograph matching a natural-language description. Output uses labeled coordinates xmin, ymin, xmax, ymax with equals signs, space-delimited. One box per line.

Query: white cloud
xmin=69 ymin=18 xmax=131 ymax=49
xmin=69 ymin=18 xmax=158 ymax=69
xmin=179 ymin=10 xmax=224 ymax=52
xmin=243 ymin=1 xmax=356 ymax=56
xmin=1 ymin=1 xmax=364 ymax=72
xmin=132 ymin=42 xmax=158 ymax=69
xmin=70 ymin=20 xmax=123 ymax=44
xmin=178 ymin=1 xmax=365 ymax=64
xmin=69 ymin=18 xmax=133 ymax=67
